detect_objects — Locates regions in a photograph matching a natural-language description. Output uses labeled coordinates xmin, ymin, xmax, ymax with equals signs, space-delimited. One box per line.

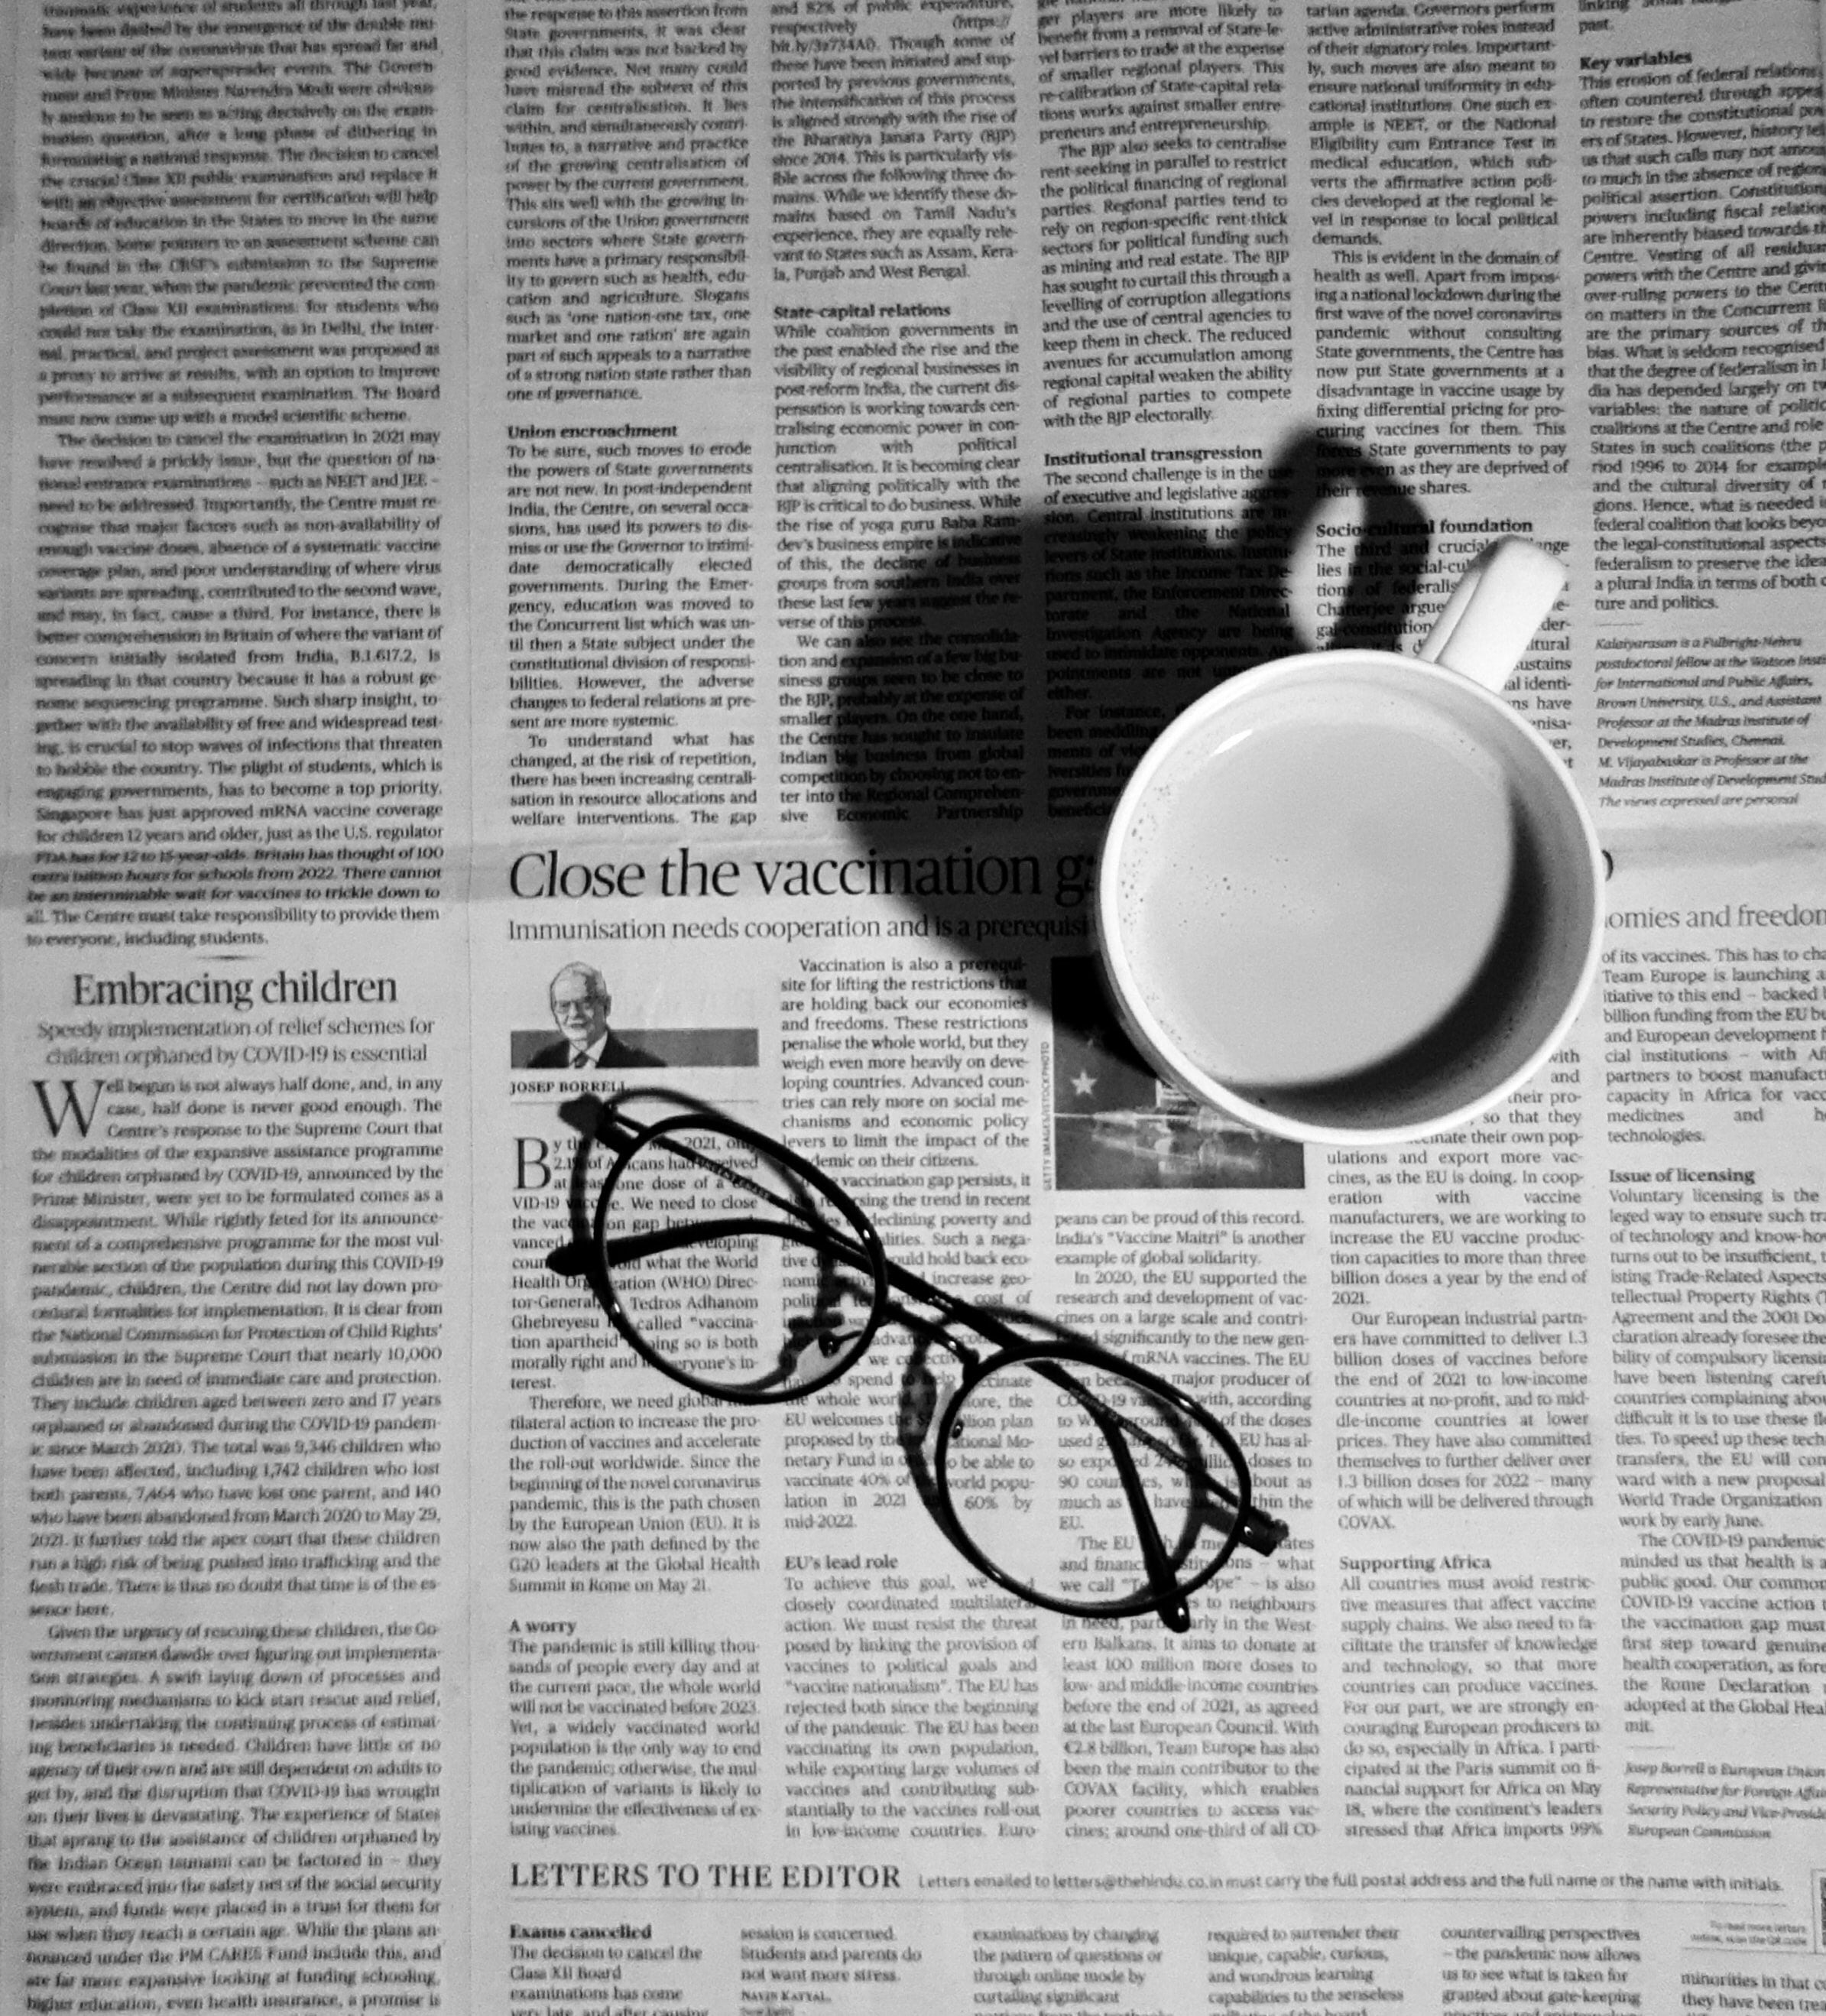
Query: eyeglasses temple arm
xmin=563 ymin=1209 xmax=1019 ymax=1352
xmin=549 ymin=1214 xmax=836 ymax=1275
xmin=1095 ymin=1412 xmax=1192 ymax=1634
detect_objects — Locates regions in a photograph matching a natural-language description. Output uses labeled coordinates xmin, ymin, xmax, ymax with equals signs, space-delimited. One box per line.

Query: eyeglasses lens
xmin=941 ymin=1357 xmax=1247 ymax=1617
xmin=602 ymin=1123 xmax=882 ymax=1401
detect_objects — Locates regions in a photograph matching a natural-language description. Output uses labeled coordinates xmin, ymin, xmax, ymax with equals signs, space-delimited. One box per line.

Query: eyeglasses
xmin=546 ymin=1094 xmax=1287 ymax=1633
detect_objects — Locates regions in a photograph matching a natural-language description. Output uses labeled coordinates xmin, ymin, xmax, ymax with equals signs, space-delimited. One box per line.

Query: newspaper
xmin=6 ymin=0 xmax=1826 ymax=2008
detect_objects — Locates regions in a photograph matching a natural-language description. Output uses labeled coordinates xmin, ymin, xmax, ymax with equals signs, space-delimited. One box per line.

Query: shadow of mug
xmin=822 ymin=427 xmax=1434 ymax=1033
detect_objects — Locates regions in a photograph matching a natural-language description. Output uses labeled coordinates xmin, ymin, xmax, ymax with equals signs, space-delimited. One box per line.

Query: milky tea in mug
xmin=1098 ymin=540 xmax=1603 ymax=1145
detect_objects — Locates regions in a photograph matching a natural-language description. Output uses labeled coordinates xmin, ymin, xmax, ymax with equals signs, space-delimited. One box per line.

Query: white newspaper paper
xmin=6 ymin=0 xmax=1826 ymax=2009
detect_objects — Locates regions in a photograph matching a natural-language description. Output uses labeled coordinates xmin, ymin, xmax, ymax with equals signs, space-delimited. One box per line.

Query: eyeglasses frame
xmin=546 ymin=1094 xmax=1288 ymax=1632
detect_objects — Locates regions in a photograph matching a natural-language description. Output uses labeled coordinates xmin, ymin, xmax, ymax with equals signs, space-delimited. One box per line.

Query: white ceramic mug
xmin=1095 ymin=537 xmax=1601 ymax=1146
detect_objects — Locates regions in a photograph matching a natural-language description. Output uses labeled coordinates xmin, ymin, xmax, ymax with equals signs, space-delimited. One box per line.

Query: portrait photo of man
xmin=526 ymin=963 xmax=663 ymax=1071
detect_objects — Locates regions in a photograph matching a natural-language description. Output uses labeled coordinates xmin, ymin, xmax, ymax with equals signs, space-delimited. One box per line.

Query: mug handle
xmin=1416 ymin=535 xmax=1568 ymax=692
